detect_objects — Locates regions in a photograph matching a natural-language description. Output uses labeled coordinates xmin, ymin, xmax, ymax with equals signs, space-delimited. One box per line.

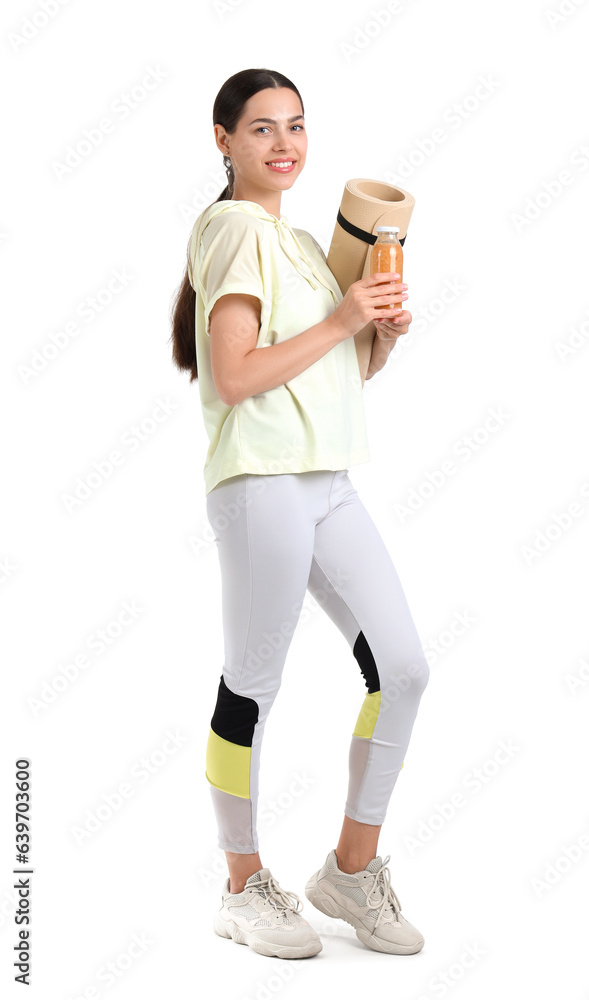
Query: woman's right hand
xmin=331 ymin=272 xmax=408 ymax=338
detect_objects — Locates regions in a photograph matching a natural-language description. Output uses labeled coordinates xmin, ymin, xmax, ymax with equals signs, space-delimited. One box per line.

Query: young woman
xmin=171 ymin=68 xmax=430 ymax=961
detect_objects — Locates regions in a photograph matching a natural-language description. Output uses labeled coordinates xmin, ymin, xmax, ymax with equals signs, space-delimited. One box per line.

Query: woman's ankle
xmin=226 ymin=850 xmax=263 ymax=893
xmin=228 ymin=870 xmax=260 ymax=893
xmin=336 ymin=815 xmax=381 ymax=874
xmin=335 ymin=849 xmax=371 ymax=874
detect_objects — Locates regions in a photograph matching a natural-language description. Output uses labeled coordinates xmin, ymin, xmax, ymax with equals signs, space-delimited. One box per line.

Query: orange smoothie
xmin=370 ymin=234 xmax=403 ymax=312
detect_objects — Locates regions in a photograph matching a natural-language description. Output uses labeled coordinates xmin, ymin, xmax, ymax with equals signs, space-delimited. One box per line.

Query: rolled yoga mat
xmin=326 ymin=178 xmax=416 ymax=381
xmin=326 ymin=178 xmax=415 ymax=295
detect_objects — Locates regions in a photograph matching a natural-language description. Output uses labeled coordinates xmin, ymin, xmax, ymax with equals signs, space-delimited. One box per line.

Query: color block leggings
xmin=205 ymin=469 xmax=430 ymax=854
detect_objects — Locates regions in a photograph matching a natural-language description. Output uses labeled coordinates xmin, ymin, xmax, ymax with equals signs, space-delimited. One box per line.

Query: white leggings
xmin=205 ymin=469 xmax=430 ymax=854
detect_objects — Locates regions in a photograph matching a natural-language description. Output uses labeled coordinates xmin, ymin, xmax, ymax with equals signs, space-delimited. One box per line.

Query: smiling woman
xmin=220 ymin=89 xmax=307 ymax=193
xmin=169 ymin=68 xmax=429 ymax=962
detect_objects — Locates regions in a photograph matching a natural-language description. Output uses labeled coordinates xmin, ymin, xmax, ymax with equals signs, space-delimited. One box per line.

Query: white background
xmin=2 ymin=0 xmax=589 ymax=996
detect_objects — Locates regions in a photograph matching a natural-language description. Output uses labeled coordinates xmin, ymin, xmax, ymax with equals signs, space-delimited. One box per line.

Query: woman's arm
xmin=209 ymin=273 xmax=402 ymax=403
xmin=354 ymin=320 xmax=377 ymax=384
xmin=364 ymin=309 xmax=412 ymax=381
xmin=365 ymin=332 xmax=397 ymax=380
xmin=209 ymin=293 xmax=350 ymax=406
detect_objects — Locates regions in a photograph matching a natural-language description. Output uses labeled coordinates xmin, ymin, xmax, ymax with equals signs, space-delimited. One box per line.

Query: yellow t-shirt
xmin=188 ymin=198 xmax=370 ymax=495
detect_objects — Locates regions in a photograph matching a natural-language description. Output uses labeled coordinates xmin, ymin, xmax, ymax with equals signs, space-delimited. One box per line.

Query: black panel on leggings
xmin=353 ymin=630 xmax=380 ymax=693
xmin=210 ymin=675 xmax=260 ymax=747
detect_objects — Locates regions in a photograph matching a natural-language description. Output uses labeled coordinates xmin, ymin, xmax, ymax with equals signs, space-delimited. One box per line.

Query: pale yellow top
xmin=188 ymin=199 xmax=370 ymax=495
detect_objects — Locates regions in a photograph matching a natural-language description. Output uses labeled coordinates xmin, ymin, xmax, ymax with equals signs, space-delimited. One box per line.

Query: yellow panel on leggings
xmin=353 ymin=691 xmax=381 ymax=739
xmin=206 ymin=728 xmax=251 ymax=798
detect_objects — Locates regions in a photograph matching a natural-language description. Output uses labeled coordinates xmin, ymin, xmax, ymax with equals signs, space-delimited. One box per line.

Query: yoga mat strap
xmin=336 ymin=209 xmax=406 ymax=247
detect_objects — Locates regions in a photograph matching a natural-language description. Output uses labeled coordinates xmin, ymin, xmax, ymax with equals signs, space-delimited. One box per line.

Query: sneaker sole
xmin=304 ymin=873 xmax=424 ymax=956
xmin=213 ymin=910 xmax=322 ymax=959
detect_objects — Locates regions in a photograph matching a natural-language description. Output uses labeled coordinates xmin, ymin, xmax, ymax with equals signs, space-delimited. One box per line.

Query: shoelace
xmin=256 ymin=875 xmax=303 ymax=919
xmin=363 ymin=855 xmax=403 ymax=932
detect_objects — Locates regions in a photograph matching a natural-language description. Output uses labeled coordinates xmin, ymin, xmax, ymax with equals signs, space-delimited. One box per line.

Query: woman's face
xmin=216 ymin=87 xmax=307 ymax=195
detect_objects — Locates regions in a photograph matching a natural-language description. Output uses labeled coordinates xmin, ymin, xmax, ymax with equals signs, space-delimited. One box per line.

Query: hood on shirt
xmin=188 ymin=198 xmax=339 ymax=301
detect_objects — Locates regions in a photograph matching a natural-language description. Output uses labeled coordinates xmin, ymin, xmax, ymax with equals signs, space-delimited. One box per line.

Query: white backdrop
xmin=2 ymin=0 xmax=589 ymax=996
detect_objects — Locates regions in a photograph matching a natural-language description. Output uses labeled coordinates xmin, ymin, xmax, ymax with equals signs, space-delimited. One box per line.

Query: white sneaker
xmin=214 ymin=867 xmax=323 ymax=959
xmin=305 ymin=849 xmax=424 ymax=955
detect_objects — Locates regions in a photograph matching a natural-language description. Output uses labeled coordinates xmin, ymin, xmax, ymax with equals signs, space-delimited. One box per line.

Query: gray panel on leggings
xmin=210 ymin=785 xmax=255 ymax=853
xmin=346 ymin=735 xmax=371 ymax=816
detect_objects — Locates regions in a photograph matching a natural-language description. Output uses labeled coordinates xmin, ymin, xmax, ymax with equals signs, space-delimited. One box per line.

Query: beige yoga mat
xmin=326 ymin=178 xmax=415 ymax=295
xmin=326 ymin=178 xmax=416 ymax=381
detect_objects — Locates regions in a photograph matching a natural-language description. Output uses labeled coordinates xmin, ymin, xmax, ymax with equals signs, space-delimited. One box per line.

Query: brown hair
xmin=169 ymin=68 xmax=304 ymax=382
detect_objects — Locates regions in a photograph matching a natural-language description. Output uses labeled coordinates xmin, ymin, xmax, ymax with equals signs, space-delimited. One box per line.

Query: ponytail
xmin=169 ymin=163 xmax=234 ymax=382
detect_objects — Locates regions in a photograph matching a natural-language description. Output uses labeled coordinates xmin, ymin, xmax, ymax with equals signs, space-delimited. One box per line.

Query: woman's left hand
xmin=365 ymin=305 xmax=413 ymax=380
xmin=374 ymin=307 xmax=412 ymax=341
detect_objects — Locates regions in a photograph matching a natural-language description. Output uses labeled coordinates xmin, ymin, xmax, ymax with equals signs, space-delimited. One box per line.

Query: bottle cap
xmin=376 ymin=226 xmax=400 ymax=233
